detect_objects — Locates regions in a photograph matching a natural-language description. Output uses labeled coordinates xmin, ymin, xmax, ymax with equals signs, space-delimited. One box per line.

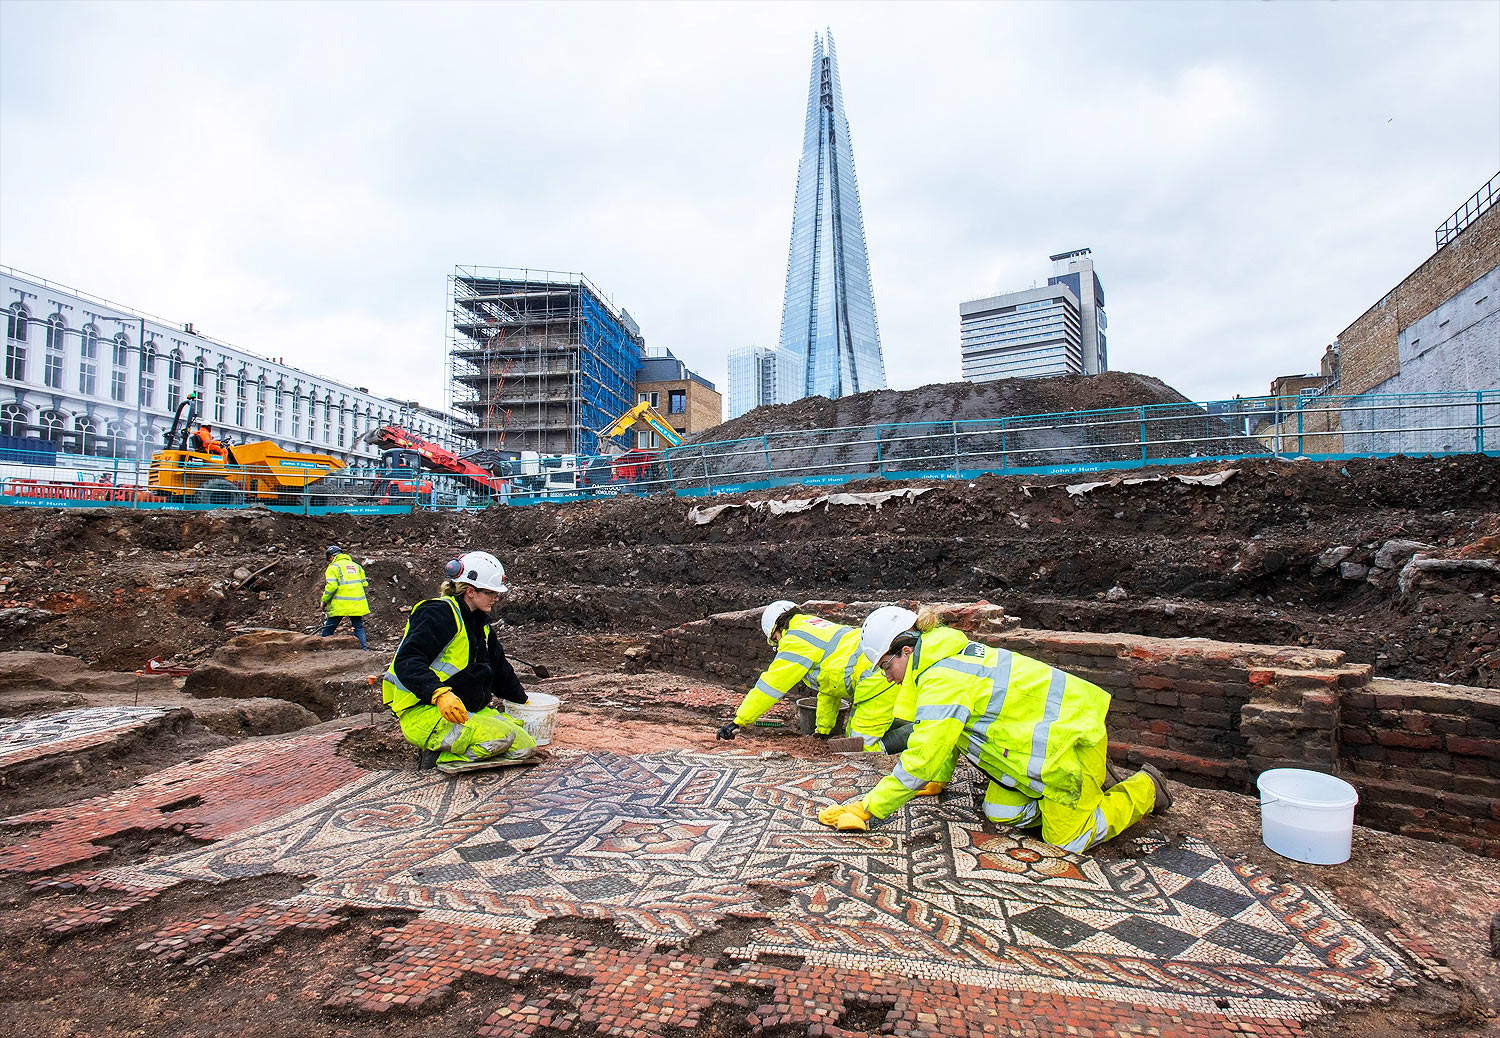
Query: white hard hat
xmin=455 ymin=550 xmax=509 ymax=593
xmin=761 ymin=600 xmax=798 ymax=641
xmin=860 ymin=606 xmax=918 ymax=664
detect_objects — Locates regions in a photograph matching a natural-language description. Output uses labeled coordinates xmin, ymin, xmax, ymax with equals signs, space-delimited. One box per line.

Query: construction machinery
xmin=148 ymin=393 xmax=346 ymax=504
xmin=361 ymin=424 xmax=512 ymax=497
xmin=593 ymin=401 xmax=685 ymax=486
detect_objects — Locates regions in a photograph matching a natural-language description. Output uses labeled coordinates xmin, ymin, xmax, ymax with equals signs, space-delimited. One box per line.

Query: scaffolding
xmin=447 ymin=267 xmax=644 ymax=456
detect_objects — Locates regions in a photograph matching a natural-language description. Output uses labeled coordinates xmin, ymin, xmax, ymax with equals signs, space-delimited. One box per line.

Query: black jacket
xmin=393 ymin=596 xmax=527 ymax=713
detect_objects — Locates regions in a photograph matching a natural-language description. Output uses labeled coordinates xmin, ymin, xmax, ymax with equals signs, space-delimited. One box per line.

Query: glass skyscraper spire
xmin=777 ymin=32 xmax=886 ymax=399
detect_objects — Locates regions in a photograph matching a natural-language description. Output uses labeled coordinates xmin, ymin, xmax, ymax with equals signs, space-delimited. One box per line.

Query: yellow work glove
xmin=816 ymin=800 xmax=873 ymax=832
xmin=432 ymin=687 xmax=468 ymax=724
xmin=916 ymin=781 xmax=947 ymax=797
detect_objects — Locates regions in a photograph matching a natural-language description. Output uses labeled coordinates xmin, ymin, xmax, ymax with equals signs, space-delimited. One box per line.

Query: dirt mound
xmin=696 ymin=370 xmax=1193 ymax=443
xmin=184 ymin=632 xmax=381 ymax=720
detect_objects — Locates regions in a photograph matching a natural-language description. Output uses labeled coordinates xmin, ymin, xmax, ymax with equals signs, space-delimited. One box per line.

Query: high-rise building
xmin=959 ymin=249 xmax=1109 ymax=383
xmin=777 ymin=32 xmax=886 ymax=401
xmin=1046 ymin=248 xmax=1108 ymax=375
xmin=727 ymin=346 xmax=803 ymax=419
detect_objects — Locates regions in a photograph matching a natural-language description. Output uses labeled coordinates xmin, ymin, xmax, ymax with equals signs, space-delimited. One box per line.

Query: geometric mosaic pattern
xmin=0 ymin=706 xmax=173 ymax=761
xmin=80 ymin=749 xmax=1410 ymax=1019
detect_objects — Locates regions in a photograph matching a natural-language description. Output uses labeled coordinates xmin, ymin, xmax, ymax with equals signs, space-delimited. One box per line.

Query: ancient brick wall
xmin=643 ymin=603 xmax=1500 ymax=856
xmin=1335 ymin=201 xmax=1499 ymax=396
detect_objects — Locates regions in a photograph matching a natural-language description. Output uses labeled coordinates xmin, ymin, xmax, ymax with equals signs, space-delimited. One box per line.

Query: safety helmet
xmin=325 ymin=545 xmax=342 ymax=558
xmin=453 ymin=550 xmax=509 ymax=593
xmin=860 ymin=606 xmax=918 ymax=664
xmin=761 ymin=600 xmax=798 ymax=642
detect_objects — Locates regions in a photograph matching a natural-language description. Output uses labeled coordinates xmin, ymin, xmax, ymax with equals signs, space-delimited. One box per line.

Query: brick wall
xmin=643 ymin=602 xmax=1500 ymax=857
xmin=1336 ymin=201 xmax=1499 ymax=396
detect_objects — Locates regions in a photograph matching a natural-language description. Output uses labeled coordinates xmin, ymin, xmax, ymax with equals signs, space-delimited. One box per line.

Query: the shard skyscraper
xmin=777 ymin=32 xmax=886 ymax=400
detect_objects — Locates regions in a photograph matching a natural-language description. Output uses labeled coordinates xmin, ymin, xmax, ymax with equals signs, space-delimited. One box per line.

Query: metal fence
xmin=0 ymin=390 xmax=1493 ymax=512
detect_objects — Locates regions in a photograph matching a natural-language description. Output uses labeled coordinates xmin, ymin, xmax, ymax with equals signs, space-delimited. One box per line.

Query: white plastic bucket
xmin=1256 ymin=768 xmax=1359 ymax=865
xmin=508 ymin=691 xmax=560 ymax=746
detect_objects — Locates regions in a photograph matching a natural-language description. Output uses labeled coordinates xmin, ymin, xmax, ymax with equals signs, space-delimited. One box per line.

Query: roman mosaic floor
xmin=0 ymin=719 xmax=1415 ymax=1037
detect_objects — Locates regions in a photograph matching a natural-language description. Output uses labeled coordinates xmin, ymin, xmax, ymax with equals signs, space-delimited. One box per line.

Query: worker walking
xmin=319 ymin=545 xmax=370 ymax=649
xmin=716 ymin=601 xmax=903 ymax=752
xmin=816 ymin=606 xmax=1171 ymax=851
xmin=381 ymin=551 xmax=537 ymax=774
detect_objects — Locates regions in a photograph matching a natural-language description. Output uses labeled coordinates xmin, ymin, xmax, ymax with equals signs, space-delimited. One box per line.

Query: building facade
xmin=777 ymin=32 xmax=886 ymax=401
xmin=448 ymin=267 xmax=644 ymax=457
xmin=959 ymin=249 xmax=1109 ymax=383
xmin=727 ymin=345 xmax=804 ymax=419
xmin=1 ymin=267 xmax=462 ymax=464
xmin=1047 ymin=248 xmax=1108 ymax=375
xmin=632 ymin=348 xmax=722 ymax=448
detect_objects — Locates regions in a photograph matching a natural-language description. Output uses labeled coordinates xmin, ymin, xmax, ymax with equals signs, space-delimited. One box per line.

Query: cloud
xmin=2 ymin=0 xmax=1496 ymax=416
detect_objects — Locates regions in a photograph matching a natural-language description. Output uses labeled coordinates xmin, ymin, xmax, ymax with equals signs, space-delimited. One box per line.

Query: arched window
xmin=111 ymin=333 xmax=130 ymax=402
xmin=106 ymin=420 xmax=129 ymax=457
xmin=138 ymin=341 xmax=157 ymax=408
xmin=290 ymin=385 xmax=303 ymax=438
xmin=234 ymin=367 xmax=248 ymax=426
xmin=6 ymin=303 xmax=29 ymax=343
xmin=336 ymin=401 xmax=349 ymax=447
xmin=213 ymin=362 xmax=227 ymax=422
xmin=167 ymin=350 xmax=184 ymax=409
xmin=273 ymin=379 xmax=286 ymax=434
xmin=321 ymin=396 xmax=332 ymax=444
xmin=79 ymin=324 xmax=100 ymax=396
xmin=0 ymin=403 xmax=27 ymax=438
xmin=307 ymin=389 xmax=321 ymax=441
xmin=255 ymin=375 xmax=268 ymax=430
xmin=193 ymin=354 xmax=207 ymax=395
xmin=38 ymin=408 xmax=66 ymax=444
xmin=43 ymin=315 xmax=65 ymax=389
xmin=75 ymin=414 xmax=100 ymax=455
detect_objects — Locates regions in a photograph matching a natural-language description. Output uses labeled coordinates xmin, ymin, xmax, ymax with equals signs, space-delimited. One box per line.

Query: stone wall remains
xmin=643 ymin=602 xmax=1500 ymax=857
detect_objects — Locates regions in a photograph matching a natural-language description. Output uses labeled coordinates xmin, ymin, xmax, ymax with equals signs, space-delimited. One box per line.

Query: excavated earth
xmin=0 ymin=455 xmax=1494 ymax=685
xmin=0 ymin=453 xmax=1496 ymax=1036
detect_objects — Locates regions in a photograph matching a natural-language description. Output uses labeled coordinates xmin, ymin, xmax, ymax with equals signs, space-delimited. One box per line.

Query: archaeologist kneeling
xmin=716 ymin=600 xmax=903 ymax=752
xmin=382 ymin=551 xmax=538 ymax=774
xmin=816 ymin=607 xmax=1171 ymax=852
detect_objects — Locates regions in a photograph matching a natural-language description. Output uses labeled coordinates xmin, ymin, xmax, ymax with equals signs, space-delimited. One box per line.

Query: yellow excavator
xmin=597 ymin=400 xmax=685 ymax=448
xmin=148 ymin=393 xmax=346 ymax=504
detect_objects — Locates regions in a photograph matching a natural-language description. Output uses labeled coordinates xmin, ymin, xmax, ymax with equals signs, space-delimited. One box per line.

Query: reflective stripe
xmin=788 ymin=625 xmax=845 ymax=652
xmin=774 ymin=650 xmax=817 ymax=670
xmin=969 ymin=649 xmax=1014 ymax=743
xmin=892 ymin=762 xmax=924 ymax=790
xmin=332 ymin=593 xmax=366 ymax=601
xmin=433 ymin=661 xmax=461 ymax=680
xmin=754 ymin=677 xmax=789 ymax=701
xmin=1061 ymin=808 xmax=1108 ymax=852
xmin=439 ymin=723 xmax=465 ymax=751
xmin=914 ymin=703 xmax=970 ymax=723
xmin=932 ymin=656 xmax=990 ymax=678
xmin=983 ymin=798 xmax=1040 ymax=825
xmin=1028 ymin=669 xmax=1069 ymax=787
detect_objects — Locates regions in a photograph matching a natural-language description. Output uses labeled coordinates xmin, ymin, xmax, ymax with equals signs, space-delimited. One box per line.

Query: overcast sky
xmin=2 ymin=0 xmax=1497 ymax=415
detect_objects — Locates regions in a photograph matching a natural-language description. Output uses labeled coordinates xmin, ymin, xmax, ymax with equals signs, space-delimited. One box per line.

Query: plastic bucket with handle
xmin=508 ymin=691 xmax=560 ymax=746
xmin=1256 ymin=768 xmax=1359 ymax=865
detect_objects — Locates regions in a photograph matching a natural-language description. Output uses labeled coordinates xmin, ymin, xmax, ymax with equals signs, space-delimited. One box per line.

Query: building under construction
xmin=448 ymin=266 xmax=645 ymax=456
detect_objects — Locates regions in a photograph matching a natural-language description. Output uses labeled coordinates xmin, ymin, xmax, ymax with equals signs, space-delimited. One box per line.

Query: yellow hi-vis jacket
xmin=864 ymin=625 xmax=1112 ymax=818
xmin=733 ymin=615 xmax=895 ymax=743
xmin=322 ymin=553 xmax=370 ymax=617
xmin=382 ymin=596 xmax=477 ymax=714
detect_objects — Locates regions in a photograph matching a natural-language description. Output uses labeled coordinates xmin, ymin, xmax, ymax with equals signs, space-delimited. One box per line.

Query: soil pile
xmin=695 ymin=370 xmax=1197 ymax=443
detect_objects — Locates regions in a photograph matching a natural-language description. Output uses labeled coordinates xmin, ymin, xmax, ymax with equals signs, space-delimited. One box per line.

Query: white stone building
xmin=1 ymin=267 xmax=464 ymax=464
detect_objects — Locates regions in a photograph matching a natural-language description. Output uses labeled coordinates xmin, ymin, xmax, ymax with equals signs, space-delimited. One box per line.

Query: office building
xmin=777 ymin=32 xmax=886 ymax=400
xmin=727 ymin=346 xmax=803 ymax=419
xmin=959 ymin=249 xmax=1109 ymax=382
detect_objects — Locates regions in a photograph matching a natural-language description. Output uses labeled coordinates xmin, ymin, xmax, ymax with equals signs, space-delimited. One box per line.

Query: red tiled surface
xmin=0 ymin=729 xmax=360 ymax=876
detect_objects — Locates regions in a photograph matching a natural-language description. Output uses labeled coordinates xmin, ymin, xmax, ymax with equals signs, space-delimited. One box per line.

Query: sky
xmin=2 ymin=0 xmax=1497 ymax=416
